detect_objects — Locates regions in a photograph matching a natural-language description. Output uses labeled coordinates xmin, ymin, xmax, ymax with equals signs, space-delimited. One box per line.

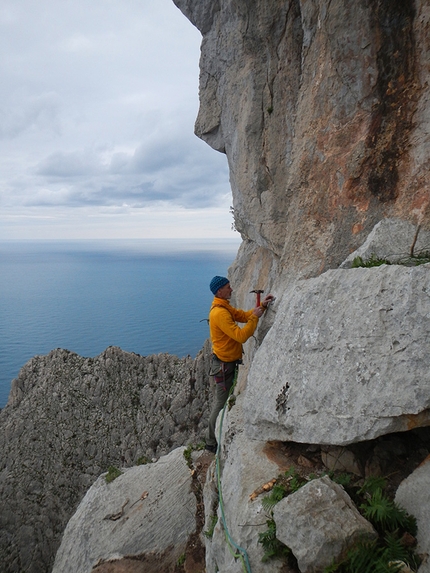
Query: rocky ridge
xmin=0 ymin=344 xmax=211 ymax=572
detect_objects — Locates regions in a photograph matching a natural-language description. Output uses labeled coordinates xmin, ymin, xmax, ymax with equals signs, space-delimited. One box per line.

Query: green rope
xmin=215 ymin=366 xmax=252 ymax=573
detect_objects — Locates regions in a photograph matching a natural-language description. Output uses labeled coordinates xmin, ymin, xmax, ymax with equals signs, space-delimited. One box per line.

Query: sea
xmin=0 ymin=238 xmax=241 ymax=408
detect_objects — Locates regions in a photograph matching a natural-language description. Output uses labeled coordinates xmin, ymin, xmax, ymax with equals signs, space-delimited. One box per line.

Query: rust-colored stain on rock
xmin=352 ymin=223 xmax=364 ymax=234
xmin=406 ymin=410 xmax=430 ymax=430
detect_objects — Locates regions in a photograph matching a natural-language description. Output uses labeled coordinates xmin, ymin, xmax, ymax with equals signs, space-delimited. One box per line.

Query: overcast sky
xmin=0 ymin=0 xmax=234 ymax=240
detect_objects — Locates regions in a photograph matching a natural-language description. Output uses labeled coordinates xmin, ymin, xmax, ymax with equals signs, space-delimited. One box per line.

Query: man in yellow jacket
xmin=205 ymin=275 xmax=274 ymax=453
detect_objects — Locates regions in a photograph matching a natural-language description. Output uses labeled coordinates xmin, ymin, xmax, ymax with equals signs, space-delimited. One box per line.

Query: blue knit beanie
xmin=210 ymin=276 xmax=229 ymax=295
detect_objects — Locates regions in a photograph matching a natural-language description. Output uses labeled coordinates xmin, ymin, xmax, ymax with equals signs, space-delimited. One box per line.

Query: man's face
xmin=216 ymin=282 xmax=232 ymax=300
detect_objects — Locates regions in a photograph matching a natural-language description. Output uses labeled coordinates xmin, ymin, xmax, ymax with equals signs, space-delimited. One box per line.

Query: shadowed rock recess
xmin=2 ymin=0 xmax=430 ymax=572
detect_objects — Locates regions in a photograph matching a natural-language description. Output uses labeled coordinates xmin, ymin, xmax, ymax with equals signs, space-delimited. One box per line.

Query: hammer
xmin=250 ymin=289 xmax=264 ymax=307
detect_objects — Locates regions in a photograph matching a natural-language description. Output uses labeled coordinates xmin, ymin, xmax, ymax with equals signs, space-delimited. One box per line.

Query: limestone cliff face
xmin=168 ymin=3 xmax=430 ymax=572
xmin=174 ymin=0 xmax=430 ymax=282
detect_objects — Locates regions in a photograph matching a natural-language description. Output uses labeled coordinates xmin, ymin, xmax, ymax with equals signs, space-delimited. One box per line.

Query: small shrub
xmin=105 ymin=466 xmax=122 ymax=484
xmin=352 ymin=254 xmax=391 ymax=268
xmin=203 ymin=514 xmax=218 ymax=539
xmin=183 ymin=446 xmax=193 ymax=468
xmin=183 ymin=443 xmax=205 ymax=468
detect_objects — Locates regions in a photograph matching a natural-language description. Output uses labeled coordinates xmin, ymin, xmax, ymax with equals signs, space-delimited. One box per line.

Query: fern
xmin=323 ymin=560 xmax=342 ymax=572
xmin=284 ymin=466 xmax=306 ymax=493
xmin=352 ymin=249 xmax=430 ymax=269
xmin=323 ymin=473 xmax=419 ymax=573
xmin=326 ymin=539 xmax=410 ymax=573
xmin=374 ymin=559 xmax=403 ymax=573
xmin=261 ymin=483 xmax=288 ymax=512
xmin=258 ymin=518 xmax=291 ymax=562
xmin=382 ymin=531 xmax=421 ymax=571
xmin=358 ymin=476 xmax=387 ymax=496
xmin=329 ymin=471 xmax=353 ymax=488
xmin=411 ymin=250 xmax=430 ymax=265
xmin=361 ymin=489 xmax=417 ymax=534
xmin=382 ymin=532 xmax=411 ymax=563
xmin=344 ymin=540 xmax=384 ymax=573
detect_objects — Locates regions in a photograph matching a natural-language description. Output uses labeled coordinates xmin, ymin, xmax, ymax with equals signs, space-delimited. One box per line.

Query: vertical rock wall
xmin=173 ymin=0 xmax=430 ymax=282
xmin=168 ymin=4 xmax=430 ymax=570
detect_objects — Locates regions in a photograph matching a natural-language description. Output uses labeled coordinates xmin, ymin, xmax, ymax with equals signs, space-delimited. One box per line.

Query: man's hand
xmin=252 ymin=306 xmax=264 ymax=317
xmin=262 ymin=294 xmax=275 ymax=308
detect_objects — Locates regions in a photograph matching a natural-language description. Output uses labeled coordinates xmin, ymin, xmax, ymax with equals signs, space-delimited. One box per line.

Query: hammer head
xmin=250 ymin=289 xmax=264 ymax=306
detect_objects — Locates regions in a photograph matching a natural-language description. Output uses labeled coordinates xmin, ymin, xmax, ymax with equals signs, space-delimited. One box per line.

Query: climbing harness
xmin=215 ymin=365 xmax=252 ymax=573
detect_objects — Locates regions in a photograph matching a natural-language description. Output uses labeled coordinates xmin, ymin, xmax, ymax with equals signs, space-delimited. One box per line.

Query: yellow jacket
xmin=209 ymin=297 xmax=260 ymax=362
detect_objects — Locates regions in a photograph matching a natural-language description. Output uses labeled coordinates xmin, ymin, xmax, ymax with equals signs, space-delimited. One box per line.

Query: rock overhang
xmin=243 ymin=262 xmax=430 ymax=446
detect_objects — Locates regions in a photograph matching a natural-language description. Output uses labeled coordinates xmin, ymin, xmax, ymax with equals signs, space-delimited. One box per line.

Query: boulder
xmin=321 ymin=446 xmax=362 ymax=476
xmin=273 ymin=476 xmax=376 ymax=573
xmin=52 ymin=448 xmax=197 ymax=573
xmin=395 ymin=455 xmax=430 ymax=573
xmin=244 ymin=263 xmax=430 ymax=445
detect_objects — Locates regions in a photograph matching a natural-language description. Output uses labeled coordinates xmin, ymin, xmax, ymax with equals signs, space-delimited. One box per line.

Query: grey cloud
xmin=0 ymin=0 xmax=232 ymax=236
xmin=109 ymin=152 xmax=131 ymax=174
xmin=130 ymin=140 xmax=185 ymax=173
xmin=0 ymin=93 xmax=61 ymax=139
xmin=36 ymin=151 xmax=101 ymax=177
xmin=28 ymin=130 xmax=228 ymax=210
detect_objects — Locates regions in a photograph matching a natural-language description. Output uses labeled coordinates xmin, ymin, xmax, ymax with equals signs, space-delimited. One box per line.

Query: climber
xmin=205 ymin=276 xmax=274 ymax=453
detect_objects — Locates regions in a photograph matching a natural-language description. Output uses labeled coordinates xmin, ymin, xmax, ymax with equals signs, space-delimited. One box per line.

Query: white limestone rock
xmin=273 ymin=476 xmax=376 ymax=573
xmin=203 ymin=394 xmax=286 ymax=573
xmin=52 ymin=447 xmax=197 ymax=573
xmin=340 ymin=218 xmax=430 ymax=268
xmin=244 ymin=263 xmax=430 ymax=445
xmin=395 ymin=455 xmax=430 ymax=573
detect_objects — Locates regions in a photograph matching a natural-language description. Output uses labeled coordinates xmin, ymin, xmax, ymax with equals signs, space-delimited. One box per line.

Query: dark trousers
xmin=206 ymin=360 xmax=237 ymax=447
